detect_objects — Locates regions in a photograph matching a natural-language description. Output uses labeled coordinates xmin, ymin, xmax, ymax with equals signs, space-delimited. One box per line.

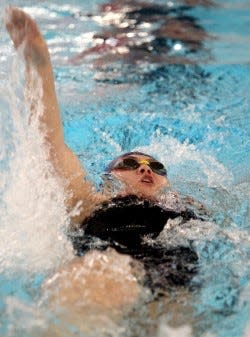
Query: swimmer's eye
xmin=149 ymin=161 xmax=167 ymax=176
xmin=115 ymin=158 xmax=140 ymax=170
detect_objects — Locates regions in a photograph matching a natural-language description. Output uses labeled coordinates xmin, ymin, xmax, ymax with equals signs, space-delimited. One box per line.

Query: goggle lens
xmin=149 ymin=161 xmax=167 ymax=176
xmin=115 ymin=158 xmax=139 ymax=169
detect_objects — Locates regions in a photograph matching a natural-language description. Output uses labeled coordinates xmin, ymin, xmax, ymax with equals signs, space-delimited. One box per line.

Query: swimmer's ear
xmin=161 ymin=177 xmax=171 ymax=193
xmin=163 ymin=176 xmax=170 ymax=188
xmin=166 ymin=178 xmax=171 ymax=188
xmin=100 ymin=173 xmax=124 ymax=195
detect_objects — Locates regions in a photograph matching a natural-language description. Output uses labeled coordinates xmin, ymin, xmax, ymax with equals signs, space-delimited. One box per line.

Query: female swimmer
xmin=5 ymin=7 xmax=205 ymax=311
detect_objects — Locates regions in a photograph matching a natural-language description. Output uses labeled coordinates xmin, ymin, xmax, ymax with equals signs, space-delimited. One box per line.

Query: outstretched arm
xmin=5 ymin=7 xmax=101 ymax=223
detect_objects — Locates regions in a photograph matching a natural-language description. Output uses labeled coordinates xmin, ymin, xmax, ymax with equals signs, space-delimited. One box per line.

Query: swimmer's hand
xmin=5 ymin=6 xmax=48 ymax=66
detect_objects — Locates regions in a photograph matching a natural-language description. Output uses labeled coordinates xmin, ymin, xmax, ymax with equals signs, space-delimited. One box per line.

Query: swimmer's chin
xmin=117 ymin=188 xmax=159 ymax=201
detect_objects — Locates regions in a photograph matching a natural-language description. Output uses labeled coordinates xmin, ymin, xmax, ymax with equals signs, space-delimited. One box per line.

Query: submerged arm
xmin=5 ymin=7 xmax=101 ymax=223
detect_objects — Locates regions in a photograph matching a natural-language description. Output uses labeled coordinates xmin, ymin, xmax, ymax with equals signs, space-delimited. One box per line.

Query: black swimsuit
xmin=70 ymin=195 xmax=200 ymax=291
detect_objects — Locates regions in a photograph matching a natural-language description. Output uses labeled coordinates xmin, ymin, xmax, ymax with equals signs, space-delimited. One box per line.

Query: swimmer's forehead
xmin=121 ymin=154 xmax=155 ymax=161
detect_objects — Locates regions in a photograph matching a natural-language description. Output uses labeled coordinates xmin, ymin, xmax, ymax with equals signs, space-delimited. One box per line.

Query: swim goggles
xmin=112 ymin=157 xmax=167 ymax=176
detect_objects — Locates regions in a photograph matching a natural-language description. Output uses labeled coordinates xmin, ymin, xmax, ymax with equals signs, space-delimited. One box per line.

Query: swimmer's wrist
xmin=24 ymin=38 xmax=50 ymax=67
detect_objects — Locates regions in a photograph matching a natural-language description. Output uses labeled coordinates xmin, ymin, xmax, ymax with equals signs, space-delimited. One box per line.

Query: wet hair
xmin=105 ymin=151 xmax=158 ymax=173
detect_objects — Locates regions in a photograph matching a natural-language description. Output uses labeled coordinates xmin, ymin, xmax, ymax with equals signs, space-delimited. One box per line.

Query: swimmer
xmin=5 ymin=6 xmax=205 ymax=314
xmin=70 ymin=0 xmax=211 ymax=66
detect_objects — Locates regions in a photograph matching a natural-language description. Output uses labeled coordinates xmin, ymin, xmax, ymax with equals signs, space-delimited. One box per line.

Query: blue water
xmin=0 ymin=1 xmax=249 ymax=336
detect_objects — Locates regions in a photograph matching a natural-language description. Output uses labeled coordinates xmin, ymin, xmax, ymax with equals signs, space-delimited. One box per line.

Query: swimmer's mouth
xmin=140 ymin=176 xmax=154 ymax=184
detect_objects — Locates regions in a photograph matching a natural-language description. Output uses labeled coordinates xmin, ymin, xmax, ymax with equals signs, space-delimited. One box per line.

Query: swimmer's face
xmin=110 ymin=155 xmax=169 ymax=198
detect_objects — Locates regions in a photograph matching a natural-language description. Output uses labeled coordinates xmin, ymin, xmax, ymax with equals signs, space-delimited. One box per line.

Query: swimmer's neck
xmin=109 ymin=191 xmax=160 ymax=203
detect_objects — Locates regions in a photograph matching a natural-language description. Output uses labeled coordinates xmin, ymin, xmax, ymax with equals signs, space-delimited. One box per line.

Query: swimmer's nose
xmin=138 ymin=164 xmax=153 ymax=175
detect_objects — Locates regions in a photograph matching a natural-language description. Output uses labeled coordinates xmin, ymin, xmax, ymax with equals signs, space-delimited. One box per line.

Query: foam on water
xmin=157 ymin=321 xmax=193 ymax=337
xmin=0 ymin=2 xmax=250 ymax=336
xmin=138 ymin=133 xmax=233 ymax=188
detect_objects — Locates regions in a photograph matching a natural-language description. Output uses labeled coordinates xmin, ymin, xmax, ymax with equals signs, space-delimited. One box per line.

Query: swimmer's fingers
xmin=5 ymin=6 xmax=49 ymax=66
xmin=5 ymin=6 xmax=41 ymax=50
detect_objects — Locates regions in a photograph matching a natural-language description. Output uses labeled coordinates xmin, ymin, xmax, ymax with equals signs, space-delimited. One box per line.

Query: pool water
xmin=0 ymin=1 xmax=249 ymax=336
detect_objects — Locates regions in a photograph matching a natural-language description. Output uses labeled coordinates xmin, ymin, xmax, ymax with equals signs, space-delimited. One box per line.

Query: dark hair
xmin=105 ymin=151 xmax=157 ymax=173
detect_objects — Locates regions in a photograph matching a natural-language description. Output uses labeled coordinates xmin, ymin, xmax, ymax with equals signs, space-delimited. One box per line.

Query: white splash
xmin=157 ymin=320 xmax=192 ymax=337
xmin=0 ymin=55 xmax=73 ymax=275
xmin=157 ymin=319 xmax=218 ymax=337
xmin=138 ymin=134 xmax=233 ymax=189
xmin=4 ymin=297 xmax=46 ymax=337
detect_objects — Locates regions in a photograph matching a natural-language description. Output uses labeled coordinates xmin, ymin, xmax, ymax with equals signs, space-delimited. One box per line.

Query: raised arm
xmin=5 ymin=7 xmax=101 ymax=223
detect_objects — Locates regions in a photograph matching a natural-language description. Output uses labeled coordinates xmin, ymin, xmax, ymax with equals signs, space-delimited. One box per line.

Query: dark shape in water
xmin=70 ymin=195 xmax=201 ymax=293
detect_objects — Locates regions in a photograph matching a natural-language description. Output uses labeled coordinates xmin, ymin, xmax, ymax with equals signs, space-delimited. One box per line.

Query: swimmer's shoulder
xmin=69 ymin=191 xmax=109 ymax=228
xmin=159 ymin=190 xmax=209 ymax=220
